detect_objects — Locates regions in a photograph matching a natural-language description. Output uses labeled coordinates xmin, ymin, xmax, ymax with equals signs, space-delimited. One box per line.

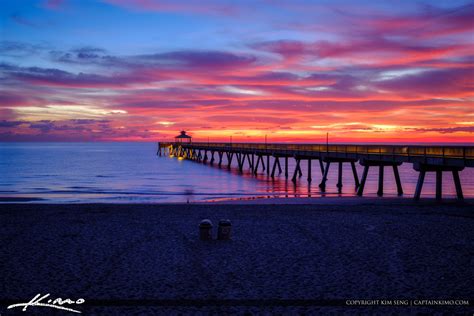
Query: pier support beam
xmin=210 ymin=151 xmax=215 ymax=165
xmin=307 ymin=159 xmax=312 ymax=183
xmin=436 ymin=170 xmax=442 ymax=200
xmin=218 ymin=152 xmax=223 ymax=167
xmin=319 ymin=159 xmax=325 ymax=175
xmin=254 ymin=155 xmax=265 ymax=174
xmin=251 ymin=154 xmax=255 ymax=173
xmin=414 ymin=170 xmax=425 ymax=200
xmin=241 ymin=153 xmax=245 ymax=173
xmin=292 ymin=159 xmax=302 ymax=183
xmin=197 ymin=149 xmax=202 ymax=162
xmin=453 ymin=170 xmax=464 ymax=199
xmin=336 ymin=162 xmax=343 ymax=192
xmin=413 ymin=163 xmax=464 ymax=200
xmin=393 ymin=164 xmax=403 ymax=195
xmin=267 ymin=155 xmax=270 ymax=176
xmin=236 ymin=153 xmax=244 ymax=173
xmin=271 ymin=157 xmax=277 ymax=178
xmin=254 ymin=155 xmax=260 ymax=175
xmin=351 ymin=162 xmax=360 ymax=189
xmin=157 ymin=144 xmax=162 ymax=156
xmin=319 ymin=158 xmax=358 ymax=192
xmin=319 ymin=161 xmax=331 ymax=191
xmin=246 ymin=154 xmax=253 ymax=172
xmin=285 ymin=157 xmax=289 ymax=179
xmin=357 ymin=160 xmax=403 ymax=197
xmin=226 ymin=152 xmax=233 ymax=169
xmin=271 ymin=156 xmax=282 ymax=178
xmin=357 ymin=165 xmax=369 ymax=196
xmin=377 ymin=165 xmax=384 ymax=197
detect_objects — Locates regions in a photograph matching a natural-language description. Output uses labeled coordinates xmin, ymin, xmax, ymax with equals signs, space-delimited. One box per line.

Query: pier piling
xmin=377 ymin=165 xmax=384 ymax=197
xmin=393 ymin=165 xmax=403 ymax=195
xmin=307 ymin=159 xmax=312 ymax=183
xmin=337 ymin=162 xmax=343 ymax=192
xmin=319 ymin=161 xmax=331 ymax=191
xmin=292 ymin=159 xmax=301 ymax=183
xmin=351 ymin=162 xmax=359 ymax=189
xmin=267 ymin=155 xmax=270 ymax=176
xmin=413 ymin=163 xmax=464 ymax=200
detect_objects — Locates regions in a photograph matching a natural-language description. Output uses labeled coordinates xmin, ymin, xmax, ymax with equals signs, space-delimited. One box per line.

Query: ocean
xmin=1 ymin=142 xmax=473 ymax=203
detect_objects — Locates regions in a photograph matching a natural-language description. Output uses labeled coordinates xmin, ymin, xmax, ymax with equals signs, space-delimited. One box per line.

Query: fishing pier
xmin=158 ymin=141 xmax=474 ymax=200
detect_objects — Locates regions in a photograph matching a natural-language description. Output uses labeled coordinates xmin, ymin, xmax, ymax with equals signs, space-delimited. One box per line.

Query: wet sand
xmin=1 ymin=200 xmax=473 ymax=314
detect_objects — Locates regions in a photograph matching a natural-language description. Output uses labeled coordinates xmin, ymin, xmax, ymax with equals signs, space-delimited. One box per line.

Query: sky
xmin=0 ymin=0 xmax=473 ymax=142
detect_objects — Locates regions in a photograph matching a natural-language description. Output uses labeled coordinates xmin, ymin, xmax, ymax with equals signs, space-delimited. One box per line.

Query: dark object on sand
xmin=218 ymin=219 xmax=232 ymax=240
xmin=199 ymin=219 xmax=213 ymax=240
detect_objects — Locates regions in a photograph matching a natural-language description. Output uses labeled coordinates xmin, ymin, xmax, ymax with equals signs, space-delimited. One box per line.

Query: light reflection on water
xmin=0 ymin=142 xmax=473 ymax=203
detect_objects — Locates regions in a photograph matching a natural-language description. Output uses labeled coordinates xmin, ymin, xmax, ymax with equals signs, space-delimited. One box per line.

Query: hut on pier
xmin=175 ymin=130 xmax=192 ymax=143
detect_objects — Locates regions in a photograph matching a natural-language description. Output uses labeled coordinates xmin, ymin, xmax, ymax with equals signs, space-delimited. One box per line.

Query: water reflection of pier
xmin=158 ymin=142 xmax=474 ymax=200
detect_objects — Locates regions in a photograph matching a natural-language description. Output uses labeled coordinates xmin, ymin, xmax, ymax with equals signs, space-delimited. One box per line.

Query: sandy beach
xmin=1 ymin=199 xmax=473 ymax=314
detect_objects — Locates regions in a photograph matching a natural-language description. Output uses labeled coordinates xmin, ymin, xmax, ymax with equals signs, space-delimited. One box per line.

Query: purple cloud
xmin=251 ymin=40 xmax=306 ymax=59
xmin=137 ymin=50 xmax=257 ymax=69
xmin=0 ymin=93 xmax=30 ymax=106
xmin=375 ymin=68 xmax=473 ymax=97
xmin=0 ymin=41 xmax=50 ymax=57
xmin=0 ymin=63 xmax=155 ymax=87
xmin=413 ymin=126 xmax=474 ymax=134
xmin=0 ymin=120 xmax=27 ymax=128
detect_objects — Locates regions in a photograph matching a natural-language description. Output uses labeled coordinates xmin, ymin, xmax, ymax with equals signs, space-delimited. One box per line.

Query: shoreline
xmin=207 ymin=196 xmax=474 ymax=205
xmin=1 ymin=196 xmax=473 ymax=205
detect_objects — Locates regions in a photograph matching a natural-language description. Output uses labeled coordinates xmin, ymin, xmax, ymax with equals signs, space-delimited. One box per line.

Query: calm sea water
xmin=1 ymin=142 xmax=473 ymax=203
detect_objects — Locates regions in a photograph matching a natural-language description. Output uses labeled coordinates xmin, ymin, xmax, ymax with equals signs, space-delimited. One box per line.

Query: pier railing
xmin=163 ymin=142 xmax=474 ymax=160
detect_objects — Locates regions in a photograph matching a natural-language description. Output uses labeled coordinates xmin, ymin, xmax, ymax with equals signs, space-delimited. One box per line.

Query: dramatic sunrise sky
xmin=0 ymin=0 xmax=473 ymax=142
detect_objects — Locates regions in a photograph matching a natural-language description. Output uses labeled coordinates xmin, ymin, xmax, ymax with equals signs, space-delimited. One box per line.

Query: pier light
xmin=175 ymin=130 xmax=192 ymax=143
